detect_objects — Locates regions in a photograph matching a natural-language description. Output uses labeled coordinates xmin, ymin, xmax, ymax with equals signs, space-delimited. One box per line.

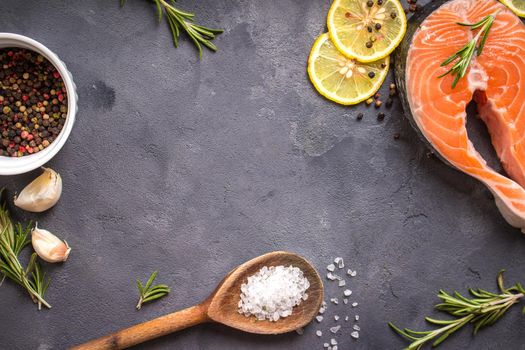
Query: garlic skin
xmin=31 ymin=225 xmax=71 ymax=263
xmin=14 ymin=167 xmax=62 ymax=212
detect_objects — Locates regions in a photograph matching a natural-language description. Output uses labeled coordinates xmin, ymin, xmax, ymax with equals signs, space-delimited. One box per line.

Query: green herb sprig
xmin=0 ymin=190 xmax=51 ymax=310
xmin=389 ymin=270 xmax=524 ymax=349
xmin=120 ymin=0 xmax=223 ymax=58
xmin=439 ymin=10 xmax=500 ymax=89
xmin=136 ymin=271 xmax=170 ymax=310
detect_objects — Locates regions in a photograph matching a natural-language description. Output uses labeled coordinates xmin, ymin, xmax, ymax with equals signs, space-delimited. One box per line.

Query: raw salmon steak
xmin=396 ymin=0 xmax=525 ymax=231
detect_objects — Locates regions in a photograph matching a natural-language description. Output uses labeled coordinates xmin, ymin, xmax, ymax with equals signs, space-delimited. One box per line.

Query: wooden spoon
xmin=72 ymin=251 xmax=324 ymax=350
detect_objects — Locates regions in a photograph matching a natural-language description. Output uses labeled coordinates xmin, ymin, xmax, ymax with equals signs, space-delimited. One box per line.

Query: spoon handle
xmin=71 ymin=303 xmax=209 ymax=350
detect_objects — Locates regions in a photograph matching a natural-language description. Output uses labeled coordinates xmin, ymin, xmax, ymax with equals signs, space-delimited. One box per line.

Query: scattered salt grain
xmin=344 ymin=289 xmax=352 ymax=297
xmin=332 ymin=346 xmax=338 ymax=350
xmin=353 ymin=325 xmax=361 ymax=331
xmin=327 ymin=272 xmax=337 ymax=280
xmin=355 ymin=315 xmax=360 ymax=321
xmin=316 ymin=330 xmax=323 ymax=337
xmin=345 ymin=316 xmax=349 ymax=321
xmin=351 ymin=331 xmax=359 ymax=339
xmin=323 ymin=343 xmax=329 ymax=348
xmin=343 ymin=298 xmax=349 ymax=304
xmin=316 ymin=316 xmax=324 ymax=322
xmin=296 ymin=328 xmax=304 ymax=335
xmin=330 ymin=325 xmax=341 ymax=334
xmin=352 ymin=302 xmax=358 ymax=307
xmin=331 ymin=338 xmax=338 ymax=345
xmin=347 ymin=269 xmax=357 ymax=277
xmin=238 ymin=265 xmax=310 ymax=322
xmin=334 ymin=257 xmax=344 ymax=269
xmin=330 ymin=297 xmax=339 ymax=305
xmin=338 ymin=280 xmax=346 ymax=287
xmin=334 ymin=315 xmax=340 ymax=321
xmin=327 ymin=264 xmax=336 ymax=272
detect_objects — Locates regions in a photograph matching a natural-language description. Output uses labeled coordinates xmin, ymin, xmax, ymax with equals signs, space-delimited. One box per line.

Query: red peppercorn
xmin=53 ymin=71 xmax=60 ymax=79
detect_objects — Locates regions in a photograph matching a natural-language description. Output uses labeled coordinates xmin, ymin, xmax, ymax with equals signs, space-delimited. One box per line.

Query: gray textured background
xmin=1 ymin=0 xmax=525 ymax=349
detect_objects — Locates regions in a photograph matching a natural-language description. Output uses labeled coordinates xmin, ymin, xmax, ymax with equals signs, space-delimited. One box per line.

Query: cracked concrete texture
xmin=1 ymin=1 xmax=525 ymax=349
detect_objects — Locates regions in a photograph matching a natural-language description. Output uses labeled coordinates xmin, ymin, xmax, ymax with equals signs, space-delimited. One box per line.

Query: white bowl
xmin=0 ymin=33 xmax=77 ymax=175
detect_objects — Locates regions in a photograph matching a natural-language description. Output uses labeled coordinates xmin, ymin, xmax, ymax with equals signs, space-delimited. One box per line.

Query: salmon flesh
xmin=395 ymin=0 xmax=525 ymax=231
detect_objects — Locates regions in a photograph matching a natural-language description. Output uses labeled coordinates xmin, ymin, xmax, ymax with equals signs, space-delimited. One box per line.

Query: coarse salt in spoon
xmin=72 ymin=251 xmax=324 ymax=350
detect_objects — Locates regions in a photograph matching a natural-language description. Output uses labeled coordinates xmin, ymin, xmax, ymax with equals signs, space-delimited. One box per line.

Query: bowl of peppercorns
xmin=0 ymin=33 xmax=77 ymax=175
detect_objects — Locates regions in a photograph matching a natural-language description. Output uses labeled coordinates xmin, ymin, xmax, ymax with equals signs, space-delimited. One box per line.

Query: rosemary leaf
xmin=389 ymin=271 xmax=524 ymax=349
xmin=0 ymin=190 xmax=51 ymax=309
xmin=136 ymin=271 xmax=170 ymax=310
xmin=439 ymin=10 xmax=500 ymax=89
xmin=120 ymin=0 xmax=223 ymax=58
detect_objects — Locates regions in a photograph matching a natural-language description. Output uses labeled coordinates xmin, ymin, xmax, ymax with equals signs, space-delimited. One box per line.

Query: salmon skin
xmin=395 ymin=0 xmax=525 ymax=232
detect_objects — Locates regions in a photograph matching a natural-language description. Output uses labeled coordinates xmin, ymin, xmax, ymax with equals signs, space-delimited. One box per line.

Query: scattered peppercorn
xmin=377 ymin=0 xmax=383 ymax=4
xmin=367 ymin=0 xmax=374 ymax=7
xmin=375 ymin=23 xmax=382 ymax=30
xmin=391 ymin=12 xmax=397 ymax=19
xmin=381 ymin=62 xmax=387 ymax=69
xmin=386 ymin=97 xmax=393 ymax=108
xmin=389 ymin=83 xmax=396 ymax=90
xmin=377 ymin=113 xmax=385 ymax=121
xmin=393 ymin=133 xmax=400 ymax=140
xmin=368 ymin=71 xmax=376 ymax=78
xmin=356 ymin=112 xmax=364 ymax=121
xmin=366 ymin=98 xmax=374 ymax=105
xmin=366 ymin=41 xmax=373 ymax=48
xmin=0 ymin=48 xmax=68 ymax=157
xmin=367 ymin=26 xmax=373 ymax=33
xmin=375 ymin=100 xmax=382 ymax=108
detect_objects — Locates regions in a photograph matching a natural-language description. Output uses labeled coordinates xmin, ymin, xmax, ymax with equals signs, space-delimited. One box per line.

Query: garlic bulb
xmin=31 ymin=224 xmax=71 ymax=263
xmin=14 ymin=167 xmax=62 ymax=212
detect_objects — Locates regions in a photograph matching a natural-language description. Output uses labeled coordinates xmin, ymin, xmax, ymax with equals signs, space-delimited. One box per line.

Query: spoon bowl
xmin=72 ymin=251 xmax=324 ymax=350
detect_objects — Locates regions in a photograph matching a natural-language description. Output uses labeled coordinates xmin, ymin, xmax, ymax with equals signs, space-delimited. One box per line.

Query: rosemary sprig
xmin=389 ymin=270 xmax=525 ymax=349
xmin=439 ymin=10 xmax=500 ymax=89
xmin=120 ymin=0 xmax=223 ymax=58
xmin=0 ymin=190 xmax=51 ymax=310
xmin=136 ymin=270 xmax=170 ymax=310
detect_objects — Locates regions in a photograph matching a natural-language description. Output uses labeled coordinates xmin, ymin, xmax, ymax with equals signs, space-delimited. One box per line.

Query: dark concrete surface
xmin=1 ymin=0 xmax=525 ymax=349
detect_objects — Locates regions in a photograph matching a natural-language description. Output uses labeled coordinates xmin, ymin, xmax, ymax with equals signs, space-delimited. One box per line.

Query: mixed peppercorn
xmin=0 ymin=48 xmax=68 ymax=157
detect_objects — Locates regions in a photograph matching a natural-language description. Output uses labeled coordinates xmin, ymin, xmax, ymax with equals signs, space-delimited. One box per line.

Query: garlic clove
xmin=31 ymin=224 xmax=71 ymax=263
xmin=14 ymin=167 xmax=62 ymax=213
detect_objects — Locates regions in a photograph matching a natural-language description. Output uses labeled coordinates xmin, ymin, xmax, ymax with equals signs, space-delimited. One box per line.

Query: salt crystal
xmin=344 ymin=289 xmax=352 ymax=297
xmin=343 ymin=298 xmax=348 ymax=304
xmin=327 ymin=272 xmax=336 ymax=280
xmin=323 ymin=343 xmax=329 ymax=348
xmin=347 ymin=269 xmax=357 ymax=277
xmin=330 ymin=297 xmax=339 ymax=305
xmin=338 ymin=280 xmax=346 ymax=287
xmin=353 ymin=325 xmax=361 ymax=331
xmin=327 ymin=264 xmax=336 ymax=272
xmin=316 ymin=330 xmax=323 ymax=337
xmin=351 ymin=331 xmax=359 ymax=339
xmin=238 ymin=265 xmax=310 ymax=322
xmin=334 ymin=315 xmax=339 ymax=321
xmin=319 ymin=307 xmax=326 ymax=314
xmin=352 ymin=302 xmax=358 ymax=307
xmin=332 ymin=347 xmax=338 ymax=350
xmin=316 ymin=316 xmax=324 ymax=322
xmin=331 ymin=338 xmax=338 ymax=345
xmin=330 ymin=326 xmax=341 ymax=334
xmin=334 ymin=257 xmax=344 ymax=269
xmin=296 ymin=328 xmax=304 ymax=335
xmin=355 ymin=315 xmax=359 ymax=321
xmin=345 ymin=316 xmax=349 ymax=321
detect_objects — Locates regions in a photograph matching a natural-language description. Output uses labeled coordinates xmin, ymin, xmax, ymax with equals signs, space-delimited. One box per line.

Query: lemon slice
xmin=500 ymin=0 xmax=525 ymax=17
xmin=308 ymin=33 xmax=389 ymax=105
xmin=327 ymin=0 xmax=406 ymax=62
